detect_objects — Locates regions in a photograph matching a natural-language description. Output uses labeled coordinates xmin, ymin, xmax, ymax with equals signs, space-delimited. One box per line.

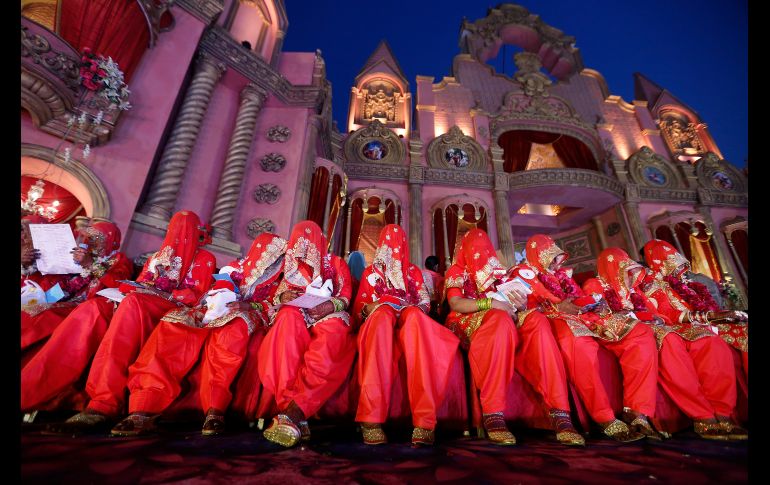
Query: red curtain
xmin=552 ymin=135 xmax=598 ymax=170
xmin=498 ymin=130 xmax=598 ymax=172
xmin=21 ymin=176 xmax=83 ymax=225
xmin=307 ymin=167 xmax=329 ymax=230
xmin=384 ymin=198 xmax=396 ymax=225
xmin=730 ymin=230 xmax=748 ymax=280
xmin=445 ymin=205 xmax=460 ymax=265
xmin=433 ymin=208 xmax=446 ymax=273
xmin=674 ymin=222 xmax=694 ymax=262
xmin=348 ymin=198 xmax=364 ymax=253
xmin=654 ymin=225 xmax=677 ymax=248
xmin=59 ymin=0 xmax=151 ymax=81
xmin=479 ymin=207 xmax=488 ymax=233
xmin=324 ymin=174 xmax=343 ymax=250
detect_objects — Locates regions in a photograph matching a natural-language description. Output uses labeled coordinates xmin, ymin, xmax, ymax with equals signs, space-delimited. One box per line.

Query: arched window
xmin=342 ymin=188 xmax=401 ymax=264
xmin=431 ymin=196 xmax=489 ymax=273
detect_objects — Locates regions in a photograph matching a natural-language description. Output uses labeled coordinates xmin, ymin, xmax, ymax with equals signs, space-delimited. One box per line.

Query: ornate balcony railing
xmin=508 ymin=168 xmax=625 ymax=197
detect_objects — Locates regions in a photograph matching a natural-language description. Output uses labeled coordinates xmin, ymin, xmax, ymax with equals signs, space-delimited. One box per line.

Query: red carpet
xmin=21 ymin=420 xmax=748 ymax=484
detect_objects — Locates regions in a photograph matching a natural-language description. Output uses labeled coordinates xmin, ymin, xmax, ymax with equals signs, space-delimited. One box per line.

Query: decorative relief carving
xmin=246 ymin=218 xmax=276 ymax=238
xmin=21 ymin=24 xmax=80 ymax=93
xmin=176 ymin=0 xmax=225 ymax=24
xmin=426 ymin=126 xmax=487 ymax=170
xmin=343 ymin=119 xmax=406 ymax=165
xmin=259 ymin=153 xmax=286 ymax=172
xmin=364 ymin=88 xmax=397 ymax=121
xmin=425 ymin=169 xmax=494 ymax=188
xmin=460 ymin=4 xmax=581 ymax=75
xmin=267 ymin=125 xmax=291 ymax=142
xmin=494 ymin=91 xmax=591 ymax=131
xmin=253 ymin=183 xmax=281 ymax=204
xmin=626 ymin=146 xmax=683 ymax=189
xmin=513 ymin=52 xmax=552 ymax=97
xmin=408 ymin=164 xmax=425 ymax=184
xmin=659 ymin=113 xmax=705 ymax=156
xmin=695 ymin=152 xmax=746 ymax=193
xmin=344 ymin=162 xmax=409 ymax=181
xmin=637 ymin=186 xmax=697 ymax=203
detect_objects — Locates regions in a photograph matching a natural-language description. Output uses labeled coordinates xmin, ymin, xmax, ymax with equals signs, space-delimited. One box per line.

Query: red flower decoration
xmin=665 ymin=276 xmax=720 ymax=312
xmin=154 ymin=276 xmax=175 ymax=293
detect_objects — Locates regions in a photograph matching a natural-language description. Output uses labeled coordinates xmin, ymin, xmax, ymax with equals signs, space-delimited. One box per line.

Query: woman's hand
xmin=361 ymin=302 xmax=378 ymax=319
xmin=227 ymin=301 xmax=253 ymax=312
xmin=21 ymin=247 xmax=40 ymax=266
xmin=491 ymin=298 xmax=517 ymax=318
xmin=280 ymin=290 xmax=301 ymax=303
xmin=505 ymin=289 xmax=528 ymax=310
xmin=71 ymin=247 xmax=93 ymax=268
xmin=555 ymin=300 xmax=582 ymax=315
xmin=306 ymin=300 xmax=335 ymax=321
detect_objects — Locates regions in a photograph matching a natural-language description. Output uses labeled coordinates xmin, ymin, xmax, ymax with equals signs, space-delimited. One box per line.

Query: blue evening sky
xmin=282 ymin=1 xmax=747 ymax=168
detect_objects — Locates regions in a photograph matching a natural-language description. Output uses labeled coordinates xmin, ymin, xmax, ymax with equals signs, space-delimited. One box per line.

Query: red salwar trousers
xmin=465 ymin=309 xmax=571 ymax=415
xmin=21 ymin=303 xmax=78 ymax=351
xmin=551 ymin=320 xmax=658 ymax=423
xmin=127 ymin=319 xmax=251 ymax=414
xmin=85 ymin=293 xmax=178 ymax=416
xmin=658 ymin=333 xmax=737 ymax=419
xmin=21 ymin=297 xmax=115 ymax=411
xmin=355 ymin=305 xmax=460 ymax=429
xmin=257 ymin=306 xmax=356 ymax=418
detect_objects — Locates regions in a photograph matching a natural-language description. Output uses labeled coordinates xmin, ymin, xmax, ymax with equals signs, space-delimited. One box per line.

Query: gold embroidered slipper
xmin=110 ymin=413 xmax=160 ymax=437
xmin=263 ymin=414 xmax=302 ymax=448
xmin=411 ymin=427 xmax=435 ymax=447
xmin=361 ymin=423 xmax=387 ymax=445
xmin=483 ymin=412 xmax=517 ymax=446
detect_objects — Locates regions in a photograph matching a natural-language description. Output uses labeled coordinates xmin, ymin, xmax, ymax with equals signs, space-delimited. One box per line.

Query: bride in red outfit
xmin=38 ymin=210 xmax=216 ymax=433
xmin=22 ymin=220 xmax=132 ymax=353
xmin=258 ymin=221 xmax=356 ymax=448
xmin=444 ymin=229 xmax=583 ymax=446
xmin=525 ymin=234 xmax=659 ymax=442
xmin=352 ymin=224 xmax=460 ymax=446
xmin=584 ymin=247 xmax=746 ymax=440
xmin=109 ymin=232 xmax=287 ymax=436
xmin=642 ymin=239 xmax=748 ymax=439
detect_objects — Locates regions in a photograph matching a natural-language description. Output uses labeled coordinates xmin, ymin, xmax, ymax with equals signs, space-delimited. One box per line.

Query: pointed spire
xmin=356 ymin=39 xmax=408 ymax=87
xmin=633 ymin=72 xmax=698 ymax=115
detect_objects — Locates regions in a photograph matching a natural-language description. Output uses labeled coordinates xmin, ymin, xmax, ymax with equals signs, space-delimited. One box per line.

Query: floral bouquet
xmin=80 ymin=47 xmax=132 ymax=111
xmin=718 ymin=279 xmax=742 ymax=310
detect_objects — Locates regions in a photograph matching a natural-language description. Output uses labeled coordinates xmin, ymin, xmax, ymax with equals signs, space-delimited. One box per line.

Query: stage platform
xmin=21 ymin=416 xmax=748 ymax=484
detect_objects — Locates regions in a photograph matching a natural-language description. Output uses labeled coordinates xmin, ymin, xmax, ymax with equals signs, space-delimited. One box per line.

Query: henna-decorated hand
xmin=227 ymin=301 xmax=253 ymax=312
xmin=71 ymin=247 xmax=93 ymax=267
xmin=555 ymin=300 xmax=582 ymax=315
xmin=306 ymin=300 xmax=335 ymax=321
xmin=21 ymin=247 xmax=40 ymax=266
xmin=280 ymin=290 xmax=301 ymax=304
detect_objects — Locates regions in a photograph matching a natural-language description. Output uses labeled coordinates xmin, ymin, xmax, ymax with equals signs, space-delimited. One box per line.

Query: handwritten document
xmin=28 ymin=224 xmax=83 ymax=275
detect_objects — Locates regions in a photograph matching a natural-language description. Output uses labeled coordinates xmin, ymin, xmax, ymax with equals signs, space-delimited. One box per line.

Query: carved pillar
xmin=290 ymin=117 xmax=321 ymax=227
xmin=621 ymin=201 xmax=646 ymax=254
xmin=668 ymin=222 xmax=686 ymax=255
xmin=407 ymin=139 xmax=424 ymax=266
xmin=209 ymin=83 xmax=267 ymax=241
xmin=491 ymin=146 xmax=514 ymax=267
xmin=592 ymin=216 xmax=608 ymax=250
xmin=695 ymin=205 xmax=748 ymax=307
xmin=622 ymin=184 xmax=647 ymax=254
xmin=141 ymin=54 xmax=226 ymax=220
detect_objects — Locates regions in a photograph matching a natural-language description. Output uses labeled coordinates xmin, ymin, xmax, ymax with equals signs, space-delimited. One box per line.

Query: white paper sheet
xmin=283 ymin=292 xmax=331 ymax=309
xmin=96 ymin=287 xmax=126 ymax=303
xmin=28 ymin=224 xmax=83 ymax=275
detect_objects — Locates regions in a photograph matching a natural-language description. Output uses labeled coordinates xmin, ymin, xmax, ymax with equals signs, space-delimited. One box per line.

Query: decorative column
xmin=140 ymin=54 xmax=226 ymax=220
xmin=667 ymin=222 xmax=686 ymax=255
xmin=491 ymin=146 xmax=514 ymax=267
xmin=592 ymin=216 xmax=608 ymax=250
xmin=407 ymin=139 xmax=424 ymax=266
xmin=209 ymin=83 xmax=267 ymax=244
xmin=441 ymin=208 xmax=450 ymax=266
xmin=622 ymin=184 xmax=647 ymax=254
xmin=695 ymin=204 xmax=748 ymax=307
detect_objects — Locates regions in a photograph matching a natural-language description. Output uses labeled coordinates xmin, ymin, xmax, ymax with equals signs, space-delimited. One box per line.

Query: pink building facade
xmin=20 ymin=2 xmax=748 ymax=305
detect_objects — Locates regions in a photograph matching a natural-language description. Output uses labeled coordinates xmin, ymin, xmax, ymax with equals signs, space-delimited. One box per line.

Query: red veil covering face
xmin=644 ymin=240 xmax=691 ymax=281
xmin=139 ymin=211 xmax=206 ymax=292
xmin=454 ymin=229 xmax=507 ymax=297
xmin=80 ymin=221 xmax=122 ymax=258
xmin=282 ymin=220 xmax=327 ymax=289
xmin=162 ymin=232 xmax=287 ymax=335
xmin=525 ymin=234 xmax=568 ymax=276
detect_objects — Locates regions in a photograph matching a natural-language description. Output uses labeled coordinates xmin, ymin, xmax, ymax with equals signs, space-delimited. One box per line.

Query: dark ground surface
xmin=20 ymin=415 xmax=749 ymax=484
